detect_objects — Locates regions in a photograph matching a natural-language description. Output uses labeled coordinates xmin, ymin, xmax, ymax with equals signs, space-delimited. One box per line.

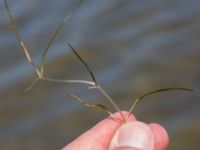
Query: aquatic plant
xmin=4 ymin=0 xmax=193 ymax=122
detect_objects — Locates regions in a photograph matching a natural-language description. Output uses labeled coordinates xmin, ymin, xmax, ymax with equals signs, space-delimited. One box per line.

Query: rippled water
xmin=0 ymin=0 xmax=200 ymax=149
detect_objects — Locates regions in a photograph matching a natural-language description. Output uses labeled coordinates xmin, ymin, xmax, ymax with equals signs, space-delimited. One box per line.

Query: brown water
xmin=0 ymin=0 xmax=200 ymax=149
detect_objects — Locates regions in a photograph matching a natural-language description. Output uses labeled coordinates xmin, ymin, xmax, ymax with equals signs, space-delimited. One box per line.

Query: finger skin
xmin=62 ymin=111 xmax=169 ymax=150
xmin=109 ymin=121 xmax=155 ymax=150
xmin=62 ymin=112 xmax=136 ymax=150
xmin=149 ymin=123 xmax=169 ymax=150
xmin=113 ymin=147 xmax=142 ymax=150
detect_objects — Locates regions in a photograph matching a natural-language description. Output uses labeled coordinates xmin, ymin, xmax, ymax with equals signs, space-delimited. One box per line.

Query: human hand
xmin=62 ymin=111 xmax=169 ymax=150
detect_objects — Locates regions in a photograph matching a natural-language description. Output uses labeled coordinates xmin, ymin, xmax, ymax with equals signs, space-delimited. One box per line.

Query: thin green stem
xmin=128 ymin=87 xmax=194 ymax=114
xmin=4 ymin=0 xmax=40 ymax=77
xmin=42 ymin=77 xmax=95 ymax=86
xmin=68 ymin=92 xmax=113 ymax=116
xmin=68 ymin=43 xmax=97 ymax=84
xmin=39 ymin=0 xmax=85 ymax=76
xmin=97 ymin=85 xmax=126 ymax=122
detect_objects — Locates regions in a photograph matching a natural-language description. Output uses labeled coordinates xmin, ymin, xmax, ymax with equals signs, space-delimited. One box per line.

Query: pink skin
xmin=62 ymin=111 xmax=169 ymax=150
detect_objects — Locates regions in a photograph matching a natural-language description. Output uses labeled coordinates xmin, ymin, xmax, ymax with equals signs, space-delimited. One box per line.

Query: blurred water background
xmin=0 ymin=0 xmax=200 ymax=149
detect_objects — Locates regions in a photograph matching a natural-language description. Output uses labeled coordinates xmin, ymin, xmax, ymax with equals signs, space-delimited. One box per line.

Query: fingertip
xmin=149 ymin=123 xmax=169 ymax=150
xmin=109 ymin=121 xmax=155 ymax=150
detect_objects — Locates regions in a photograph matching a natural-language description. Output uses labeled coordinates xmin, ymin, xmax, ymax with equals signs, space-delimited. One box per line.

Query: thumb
xmin=109 ymin=121 xmax=155 ymax=150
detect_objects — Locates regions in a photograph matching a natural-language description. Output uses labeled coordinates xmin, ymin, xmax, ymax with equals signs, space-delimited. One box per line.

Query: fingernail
xmin=109 ymin=122 xmax=155 ymax=150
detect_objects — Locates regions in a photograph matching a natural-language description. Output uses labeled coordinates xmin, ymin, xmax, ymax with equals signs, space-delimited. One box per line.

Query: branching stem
xmin=96 ymin=85 xmax=126 ymax=122
xmin=42 ymin=77 xmax=95 ymax=86
xmin=5 ymin=0 xmax=193 ymax=124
